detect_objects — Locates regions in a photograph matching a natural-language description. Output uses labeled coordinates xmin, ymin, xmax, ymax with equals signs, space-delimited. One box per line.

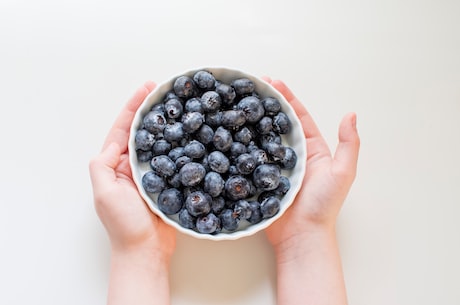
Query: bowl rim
xmin=128 ymin=66 xmax=307 ymax=241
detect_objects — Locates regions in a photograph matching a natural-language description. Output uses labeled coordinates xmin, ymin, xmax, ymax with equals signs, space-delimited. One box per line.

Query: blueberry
xmin=229 ymin=141 xmax=247 ymax=160
xmin=207 ymin=151 xmax=230 ymax=174
xmin=173 ymin=75 xmax=196 ymax=99
xmin=168 ymin=146 xmax=185 ymax=161
xmin=185 ymin=97 xmax=204 ymax=113
xmin=250 ymin=148 xmax=269 ymax=166
xmin=164 ymin=98 xmax=182 ymax=119
xmin=143 ymin=111 xmax=166 ymax=134
xmin=237 ymin=96 xmax=265 ymax=123
xmin=233 ymin=199 xmax=252 ymax=220
xmin=224 ymin=175 xmax=252 ymax=200
xmin=150 ymin=155 xmax=176 ymax=177
xmin=256 ymin=116 xmax=273 ymax=135
xmin=136 ymin=149 xmax=153 ymax=163
xmin=175 ymin=155 xmax=191 ymax=170
xmin=221 ymin=110 xmax=247 ymax=128
xmin=228 ymin=165 xmax=239 ymax=176
xmin=235 ymin=153 xmax=256 ymax=175
xmin=184 ymin=140 xmax=206 ymax=159
xmin=151 ymin=103 xmax=165 ymax=113
xmin=185 ymin=190 xmax=212 ymax=217
xmin=258 ymin=191 xmax=278 ymax=203
xmin=193 ymin=70 xmax=216 ymax=90
xmin=280 ymin=147 xmax=297 ymax=169
xmin=163 ymin=122 xmax=184 ymax=143
xmin=260 ymin=196 xmax=281 ymax=218
xmin=152 ymin=139 xmax=172 ymax=156
xmin=258 ymin=131 xmax=282 ymax=149
xmin=265 ymin=142 xmax=287 ymax=162
xmin=252 ymin=164 xmax=281 ymax=191
xmin=261 ymin=97 xmax=281 ymax=115
xmin=167 ymin=172 xmax=182 ymax=188
xmin=211 ymin=196 xmax=226 ymax=214
xmin=231 ymin=78 xmax=255 ymax=96
xmin=215 ymin=82 xmax=236 ymax=105
xmin=273 ymin=112 xmax=291 ymax=134
xmin=247 ymin=201 xmax=263 ymax=224
xmin=179 ymin=162 xmax=206 ymax=187
xmin=156 ymin=189 xmax=182 ymax=215
xmin=274 ymin=176 xmax=291 ymax=195
xmin=234 ymin=126 xmax=254 ymax=145
xmin=220 ymin=209 xmax=239 ymax=231
xmin=142 ymin=171 xmax=166 ymax=193
xmin=205 ymin=111 xmax=223 ymax=127
xmin=213 ymin=126 xmax=233 ymax=152
xmin=178 ymin=208 xmax=196 ymax=229
xmin=195 ymin=124 xmax=214 ymax=145
xmin=196 ymin=213 xmax=220 ymax=234
xmin=203 ymin=171 xmax=225 ymax=197
xmin=135 ymin=129 xmax=155 ymax=151
xmin=182 ymin=111 xmax=204 ymax=134
xmin=201 ymin=91 xmax=222 ymax=112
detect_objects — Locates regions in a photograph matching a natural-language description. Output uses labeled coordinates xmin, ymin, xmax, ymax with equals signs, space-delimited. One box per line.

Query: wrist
xmin=111 ymin=244 xmax=172 ymax=269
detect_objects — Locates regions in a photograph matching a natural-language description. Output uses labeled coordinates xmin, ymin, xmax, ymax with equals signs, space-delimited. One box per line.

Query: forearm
xmin=107 ymin=248 xmax=171 ymax=305
xmin=274 ymin=227 xmax=348 ymax=305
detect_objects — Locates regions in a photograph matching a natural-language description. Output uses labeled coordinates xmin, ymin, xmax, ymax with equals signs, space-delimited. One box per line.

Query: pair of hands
xmin=89 ymin=79 xmax=360 ymax=261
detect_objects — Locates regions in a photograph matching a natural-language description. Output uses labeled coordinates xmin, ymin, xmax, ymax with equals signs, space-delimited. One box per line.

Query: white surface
xmin=1 ymin=0 xmax=459 ymax=304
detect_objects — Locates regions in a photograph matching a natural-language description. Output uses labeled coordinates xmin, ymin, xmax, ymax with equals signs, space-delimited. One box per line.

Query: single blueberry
xmin=247 ymin=201 xmax=263 ymax=224
xmin=175 ymin=155 xmax=192 ymax=170
xmin=179 ymin=162 xmax=206 ymax=187
xmin=151 ymin=103 xmax=165 ymax=113
xmin=224 ymin=175 xmax=252 ymax=200
xmin=265 ymin=142 xmax=287 ymax=162
xmin=256 ymin=116 xmax=273 ymax=135
xmin=235 ymin=153 xmax=256 ymax=175
xmin=150 ymin=155 xmax=176 ymax=177
xmin=167 ymin=172 xmax=182 ymax=188
xmin=182 ymin=111 xmax=204 ymax=134
xmin=193 ymin=70 xmax=216 ymax=90
xmin=201 ymin=91 xmax=222 ymax=113
xmin=204 ymin=111 xmax=223 ymax=127
xmin=213 ymin=126 xmax=233 ymax=152
xmin=215 ymin=82 xmax=236 ymax=105
xmin=185 ymin=97 xmax=204 ymax=113
xmin=143 ymin=111 xmax=166 ymax=134
xmin=184 ymin=140 xmax=206 ymax=159
xmin=258 ymin=131 xmax=282 ymax=149
xmin=229 ymin=141 xmax=247 ymax=160
xmin=280 ymin=147 xmax=297 ymax=169
xmin=234 ymin=126 xmax=254 ymax=145
xmin=195 ymin=124 xmax=214 ymax=145
xmin=273 ymin=111 xmax=291 ymax=134
xmin=178 ymin=208 xmax=196 ymax=229
xmin=274 ymin=176 xmax=291 ymax=195
xmin=136 ymin=149 xmax=153 ymax=163
xmin=185 ymin=190 xmax=212 ymax=217
xmin=158 ymin=188 xmax=183 ymax=215
xmin=168 ymin=146 xmax=185 ymax=161
xmin=207 ymin=151 xmax=230 ymax=174
xmin=261 ymin=97 xmax=281 ymax=115
xmin=260 ymin=196 xmax=281 ymax=218
xmin=196 ymin=213 xmax=221 ymax=234
xmin=250 ymin=148 xmax=269 ymax=166
xmin=211 ymin=196 xmax=226 ymax=215
xmin=220 ymin=209 xmax=239 ymax=231
xmin=252 ymin=164 xmax=281 ymax=191
xmin=237 ymin=96 xmax=265 ymax=123
xmin=203 ymin=171 xmax=225 ymax=197
xmin=231 ymin=78 xmax=255 ymax=96
xmin=221 ymin=110 xmax=247 ymax=129
xmin=142 ymin=171 xmax=166 ymax=193
xmin=233 ymin=199 xmax=252 ymax=220
xmin=152 ymin=139 xmax=172 ymax=156
xmin=163 ymin=122 xmax=184 ymax=143
xmin=173 ymin=75 xmax=196 ymax=99
xmin=135 ymin=129 xmax=155 ymax=151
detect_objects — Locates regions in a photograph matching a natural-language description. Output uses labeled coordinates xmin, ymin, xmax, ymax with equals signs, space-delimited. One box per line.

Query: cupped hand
xmin=264 ymin=78 xmax=360 ymax=249
xmin=89 ymin=82 xmax=176 ymax=259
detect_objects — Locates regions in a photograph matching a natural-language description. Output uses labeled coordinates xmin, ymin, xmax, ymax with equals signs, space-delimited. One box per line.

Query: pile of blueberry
xmin=135 ymin=70 xmax=298 ymax=235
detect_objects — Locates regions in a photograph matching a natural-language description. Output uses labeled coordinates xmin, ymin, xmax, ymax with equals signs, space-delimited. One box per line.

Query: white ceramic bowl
xmin=129 ymin=67 xmax=306 ymax=241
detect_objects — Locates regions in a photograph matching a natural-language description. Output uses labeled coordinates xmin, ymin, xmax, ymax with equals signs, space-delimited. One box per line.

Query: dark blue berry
xmin=261 ymin=97 xmax=281 ymax=115
xmin=234 ymin=126 xmax=254 ymax=145
xmin=233 ymin=199 xmax=252 ymax=220
xmin=273 ymin=112 xmax=291 ymax=134
xmin=256 ymin=116 xmax=273 ymax=135
xmin=152 ymin=139 xmax=172 ymax=156
xmin=185 ymin=191 xmax=212 ymax=217
xmin=185 ymin=97 xmax=204 ymax=113
xmin=179 ymin=162 xmax=206 ymax=187
xmin=168 ymin=146 xmax=185 ymax=161
xmin=201 ymin=91 xmax=222 ymax=112
xmin=173 ymin=75 xmax=196 ymax=98
xmin=221 ymin=110 xmax=247 ymax=128
xmin=265 ymin=142 xmax=287 ymax=162
xmin=280 ymin=147 xmax=297 ymax=169
xmin=235 ymin=153 xmax=256 ymax=175
xmin=213 ymin=126 xmax=233 ymax=152
xmin=207 ymin=151 xmax=230 ymax=173
xmin=250 ymin=148 xmax=269 ymax=166
xmin=135 ymin=129 xmax=155 ymax=151
xmin=150 ymin=155 xmax=176 ymax=177
xmin=158 ymin=188 xmax=183 ymax=215
xmin=224 ymin=175 xmax=252 ymax=200
xmin=142 ymin=171 xmax=166 ymax=193
xmin=203 ymin=171 xmax=225 ymax=197
xmin=182 ymin=111 xmax=204 ymax=134
xmin=231 ymin=78 xmax=255 ymax=96
xmin=260 ymin=196 xmax=281 ymax=218
xmin=143 ymin=111 xmax=166 ymax=134
xmin=247 ymin=201 xmax=263 ymax=224
xmin=274 ymin=176 xmax=291 ymax=195
xmin=175 ymin=155 xmax=191 ymax=170
xmin=195 ymin=124 xmax=214 ymax=145
xmin=163 ymin=122 xmax=184 ymax=143
xmin=211 ymin=196 xmax=226 ymax=214
xmin=215 ymin=82 xmax=236 ymax=105
xmin=178 ymin=208 xmax=196 ymax=229
xmin=229 ymin=142 xmax=247 ymax=160
xmin=193 ymin=70 xmax=216 ymax=90
xmin=237 ymin=96 xmax=265 ymax=123
xmin=204 ymin=111 xmax=223 ymax=127
xmin=137 ymin=149 xmax=153 ymax=163
xmin=184 ymin=140 xmax=206 ymax=159
xmin=196 ymin=213 xmax=220 ymax=234
xmin=220 ymin=209 xmax=239 ymax=231
xmin=164 ymin=98 xmax=183 ymax=119
xmin=252 ymin=164 xmax=281 ymax=191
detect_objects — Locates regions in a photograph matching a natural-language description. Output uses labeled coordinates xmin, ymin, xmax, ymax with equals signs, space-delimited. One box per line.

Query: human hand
xmin=264 ymin=78 xmax=360 ymax=251
xmin=89 ymin=81 xmax=176 ymax=262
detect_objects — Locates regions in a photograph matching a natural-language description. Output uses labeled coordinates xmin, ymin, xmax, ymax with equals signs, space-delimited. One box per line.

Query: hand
xmin=264 ymin=78 xmax=360 ymax=250
xmin=89 ymin=81 xmax=176 ymax=261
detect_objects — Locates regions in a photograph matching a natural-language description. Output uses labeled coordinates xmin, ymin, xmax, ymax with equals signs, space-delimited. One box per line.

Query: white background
xmin=1 ymin=0 xmax=459 ymax=304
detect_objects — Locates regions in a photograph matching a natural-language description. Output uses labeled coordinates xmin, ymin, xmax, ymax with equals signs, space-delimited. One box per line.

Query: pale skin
xmin=89 ymin=78 xmax=360 ymax=305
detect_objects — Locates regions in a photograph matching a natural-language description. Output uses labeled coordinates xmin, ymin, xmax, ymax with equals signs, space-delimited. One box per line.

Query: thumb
xmin=332 ymin=113 xmax=360 ymax=181
xmin=89 ymin=142 xmax=121 ymax=195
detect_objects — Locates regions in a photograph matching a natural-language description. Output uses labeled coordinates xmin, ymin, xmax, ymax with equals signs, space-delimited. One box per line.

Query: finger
xmin=333 ymin=113 xmax=360 ymax=180
xmin=89 ymin=142 xmax=121 ymax=196
xmin=270 ymin=79 xmax=331 ymax=159
xmin=102 ymin=81 xmax=156 ymax=152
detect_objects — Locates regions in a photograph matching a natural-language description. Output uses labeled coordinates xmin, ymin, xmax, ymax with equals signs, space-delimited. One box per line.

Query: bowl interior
xmin=129 ymin=67 xmax=306 ymax=241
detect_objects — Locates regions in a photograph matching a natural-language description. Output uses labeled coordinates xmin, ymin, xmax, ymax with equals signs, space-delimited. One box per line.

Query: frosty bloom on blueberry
xmin=134 ymin=69 xmax=299 ymax=235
